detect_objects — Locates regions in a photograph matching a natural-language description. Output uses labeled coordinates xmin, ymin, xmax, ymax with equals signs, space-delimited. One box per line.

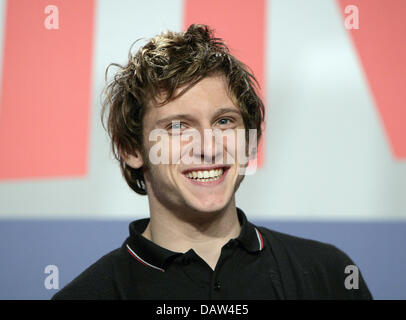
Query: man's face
xmin=129 ymin=75 xmax=248 ymax=215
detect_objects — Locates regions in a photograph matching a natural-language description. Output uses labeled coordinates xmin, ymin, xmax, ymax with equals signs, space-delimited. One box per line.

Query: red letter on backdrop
xmin=0 ymin=0 xmax=95 ymax=180
xmin=338 ymin=0 xmax=406 ymax=160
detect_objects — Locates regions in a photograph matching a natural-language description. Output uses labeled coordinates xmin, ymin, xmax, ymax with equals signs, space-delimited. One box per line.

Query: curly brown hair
xmin=101 ymin=24 xmax=265 ymax=195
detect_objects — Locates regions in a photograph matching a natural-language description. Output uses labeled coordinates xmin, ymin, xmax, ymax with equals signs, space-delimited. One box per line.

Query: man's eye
xmin=169 ymin=121 xmax=186 ymax=130
xmin=217 ymin=118 xmax=232 ymax=126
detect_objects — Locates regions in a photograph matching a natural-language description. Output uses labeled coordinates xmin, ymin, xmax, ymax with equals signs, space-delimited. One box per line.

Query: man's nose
xmin=190 ymin=127 xmax=223 ymax=164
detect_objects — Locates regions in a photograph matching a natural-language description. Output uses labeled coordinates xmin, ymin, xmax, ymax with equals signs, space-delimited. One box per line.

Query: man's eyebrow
xmin=155 ymin=114 xmax=196 ymax=127
xmin=212 ymin=107 xmax=242 ymax=118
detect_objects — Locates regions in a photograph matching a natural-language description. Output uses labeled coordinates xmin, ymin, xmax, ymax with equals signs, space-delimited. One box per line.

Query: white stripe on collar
xmin=254 ymin=228 xmax=264 ymax=251
xmin=126 ymin=244 xmax=165 ymax=272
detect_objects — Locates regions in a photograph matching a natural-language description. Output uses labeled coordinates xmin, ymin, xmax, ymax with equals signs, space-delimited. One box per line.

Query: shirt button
xmin=214 ymin=281 xmax=221 ymax=291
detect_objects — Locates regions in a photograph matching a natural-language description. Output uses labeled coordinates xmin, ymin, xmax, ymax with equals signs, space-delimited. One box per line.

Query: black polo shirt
xmin=52 ymin=208 xmax=373 ymax=300
xmin=52 ymin=208 xmax=282 ymax=300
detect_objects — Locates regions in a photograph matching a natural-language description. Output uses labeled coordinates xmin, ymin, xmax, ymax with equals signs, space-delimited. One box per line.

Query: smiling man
xmin=52 ymin=25 xmax=372 ymax=300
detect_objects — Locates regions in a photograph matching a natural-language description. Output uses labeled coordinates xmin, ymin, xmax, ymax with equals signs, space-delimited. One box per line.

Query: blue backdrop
xmin=1 ymin=219 xmax=404 ymax=299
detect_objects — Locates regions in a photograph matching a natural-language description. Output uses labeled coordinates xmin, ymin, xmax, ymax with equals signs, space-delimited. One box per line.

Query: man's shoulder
xmin=256 ymin=225 xmax=373 ymax=299
xmin=52 ymin=247 xmax=126 ymax=300
xmin=257 ymin=225 xmax=355 ymax=270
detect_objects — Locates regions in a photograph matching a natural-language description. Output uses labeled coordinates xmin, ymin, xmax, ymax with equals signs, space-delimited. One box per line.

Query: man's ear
xmin=121 ymin=149 xmax=144 ymax=169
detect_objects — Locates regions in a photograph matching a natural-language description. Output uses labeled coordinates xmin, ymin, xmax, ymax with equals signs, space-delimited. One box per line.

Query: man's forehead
xmin=145 ymin=76 xmax=238 ymax=119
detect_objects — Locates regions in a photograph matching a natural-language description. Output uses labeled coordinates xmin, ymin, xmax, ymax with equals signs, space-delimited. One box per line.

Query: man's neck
xmin=142 ymin=201 xmax=241 ymax=271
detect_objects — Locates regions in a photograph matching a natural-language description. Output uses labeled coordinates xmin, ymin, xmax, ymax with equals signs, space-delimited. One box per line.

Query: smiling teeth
xmin=185 ymin=168 xmax=224 ymax=181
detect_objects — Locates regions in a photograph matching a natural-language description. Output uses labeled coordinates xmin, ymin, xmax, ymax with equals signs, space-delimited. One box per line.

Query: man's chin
xmin=182 ymin=196 xmax=233 ymax=217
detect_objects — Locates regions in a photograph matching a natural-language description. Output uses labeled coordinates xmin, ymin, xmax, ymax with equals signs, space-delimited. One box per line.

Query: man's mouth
xmin=182 ymin=166 xmax=230 ymax=183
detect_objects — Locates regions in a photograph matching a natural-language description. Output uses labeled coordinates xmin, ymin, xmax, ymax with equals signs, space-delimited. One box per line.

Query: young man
xmin=53 ymin=24 xmax=372 ymax=300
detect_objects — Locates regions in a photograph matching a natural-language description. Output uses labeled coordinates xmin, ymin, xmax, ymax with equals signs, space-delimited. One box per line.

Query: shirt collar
xmin=235 ymin=207 xmax=265 ymax=252
xmin=124 ymin=207 xmax=265 ymax=271
xmin=125 ymin=218 xmax=180 ymax=272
